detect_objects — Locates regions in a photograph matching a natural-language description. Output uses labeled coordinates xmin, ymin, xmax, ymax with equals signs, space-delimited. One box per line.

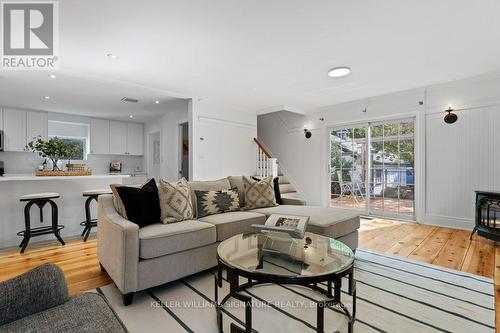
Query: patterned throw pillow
xmin=158 ymin=178 xmax=195 ymax=223
xmin=195 ymin=188 xmax=240 ymax=218
xmin=243 ymin=176 xmax=277 ymax=209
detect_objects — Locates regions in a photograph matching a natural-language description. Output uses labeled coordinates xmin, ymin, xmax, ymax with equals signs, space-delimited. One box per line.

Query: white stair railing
xmin=254 ymin=138 xmax=278 ymax=178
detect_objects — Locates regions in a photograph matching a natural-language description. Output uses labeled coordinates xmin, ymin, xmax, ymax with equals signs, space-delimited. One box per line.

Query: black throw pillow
xmin=251 ymin=176 xmax=283 ymax=205
xmin=111 ymin=178 xmax=161 ymax=228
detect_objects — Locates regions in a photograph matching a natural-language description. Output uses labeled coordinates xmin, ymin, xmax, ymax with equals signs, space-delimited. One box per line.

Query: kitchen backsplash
xmin=0 ymin=151 xmax=144 ymax=175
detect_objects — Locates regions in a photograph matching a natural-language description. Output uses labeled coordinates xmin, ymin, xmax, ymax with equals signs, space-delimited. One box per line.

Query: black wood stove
xmin=471 ymin=191 xmax=500 ymax=241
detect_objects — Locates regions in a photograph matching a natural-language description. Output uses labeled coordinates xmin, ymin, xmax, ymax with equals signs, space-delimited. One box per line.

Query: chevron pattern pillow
xmin=243 ymin=176 xmax=277 ymax=209
xmin=158 ymin=178 xmax=195 ymax=223
xmin=195 ymin=188 xmax=240 ymax=218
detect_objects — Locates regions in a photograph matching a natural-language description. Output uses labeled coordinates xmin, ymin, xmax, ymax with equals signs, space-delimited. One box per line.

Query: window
xmin=48 ymin=121 xmax=90 ymax=160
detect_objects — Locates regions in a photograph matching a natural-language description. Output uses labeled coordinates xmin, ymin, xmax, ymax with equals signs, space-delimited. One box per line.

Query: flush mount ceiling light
xmin=155 ymin=100 xmax=160 ymax=104
xmin=43 ymin=96 xmax=50 ymax=100
xmin=106 ymin=53 xmax=118 ymax=60
xmin=129 ymin=115 xmax=134 ymax=119
xmin=48 ymin=74 xmax=56 ymax=79
xmin=327 ymin=66 xmax=351 ymax=78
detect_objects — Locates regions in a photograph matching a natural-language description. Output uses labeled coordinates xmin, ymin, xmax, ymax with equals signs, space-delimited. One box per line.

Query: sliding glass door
xmin=330 ymin=118 xmax=415 ymax=219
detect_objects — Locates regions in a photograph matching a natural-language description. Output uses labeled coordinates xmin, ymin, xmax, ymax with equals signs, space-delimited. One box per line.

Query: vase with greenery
xmin=25 ymin=136 xmax=79 ymax=171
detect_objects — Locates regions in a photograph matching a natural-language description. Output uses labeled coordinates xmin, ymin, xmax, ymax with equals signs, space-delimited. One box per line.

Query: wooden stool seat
xmin=20 ymin=192 xmax=60 ymax=201
xmin=82 ymin=189 xmax=112 ymax=197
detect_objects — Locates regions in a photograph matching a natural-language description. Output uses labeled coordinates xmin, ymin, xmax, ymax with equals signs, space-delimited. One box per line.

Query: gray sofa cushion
xmin=249 ymin=205 xmax=360 ymax=238
xmin=188 ymin=178 xmax=231 ymax=217
xmin=1 ymin=293 xmax=125 ymax=333
xmin=139 ymin=220 xmax=216 ymax=259
xmin=198 ymin=211 xmax=267 ymax=241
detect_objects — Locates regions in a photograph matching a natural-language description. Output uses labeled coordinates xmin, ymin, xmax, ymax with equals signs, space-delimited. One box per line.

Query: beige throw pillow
xmin=243 ymin=176 xmax=277 ymax=209
xmin=158 ymin=178 xmax=194 ymax=223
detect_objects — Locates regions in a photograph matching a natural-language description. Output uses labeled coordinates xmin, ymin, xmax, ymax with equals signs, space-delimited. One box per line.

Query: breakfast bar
xmin=0 ymin=174 xmax=130 ymax=249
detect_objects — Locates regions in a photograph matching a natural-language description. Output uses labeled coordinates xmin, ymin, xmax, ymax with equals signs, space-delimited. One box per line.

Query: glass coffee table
xmin=215 ymin=232 xmax=356 ymax=333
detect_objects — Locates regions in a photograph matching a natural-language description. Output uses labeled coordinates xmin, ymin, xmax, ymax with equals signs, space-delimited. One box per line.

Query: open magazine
xmin=252 ymin=214 xmax=309 ymax=239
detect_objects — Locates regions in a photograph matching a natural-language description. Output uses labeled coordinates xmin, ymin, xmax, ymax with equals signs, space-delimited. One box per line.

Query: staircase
xmin=253 ymin=138 xmax=298 ymax=198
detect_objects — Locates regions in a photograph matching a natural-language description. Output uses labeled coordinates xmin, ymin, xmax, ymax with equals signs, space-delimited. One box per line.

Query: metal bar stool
xmin=80 ymin=189 xmax=112 ymax=241
xmin=18 ymin=192 xmax=65 ymax=254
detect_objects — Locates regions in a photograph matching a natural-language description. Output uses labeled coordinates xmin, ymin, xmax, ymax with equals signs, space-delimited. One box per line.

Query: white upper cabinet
xmin=3 ymin=108 xmax=27 ymax=151
xmin=109 ymin=121 xmax=127 ymax=155
xmin=26 ymin=111 xmax=48 ymax=142
xmin=90 ymin=118 xmax=110 ymax=154
xmin=90 ymin=119 xmax=143 ymax=156
xmin=126 ymin=122 xmax=144 ymax=156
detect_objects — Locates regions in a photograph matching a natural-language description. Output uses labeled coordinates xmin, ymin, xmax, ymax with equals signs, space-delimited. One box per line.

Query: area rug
xmin=94 ymin=249 xmax=496 ymax=333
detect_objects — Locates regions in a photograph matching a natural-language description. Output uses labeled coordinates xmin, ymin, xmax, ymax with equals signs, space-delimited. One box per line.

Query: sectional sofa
xmin=97 ymin=176 xmax=360 ymax=305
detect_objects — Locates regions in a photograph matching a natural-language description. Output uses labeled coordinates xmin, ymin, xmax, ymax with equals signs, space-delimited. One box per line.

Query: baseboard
xmin=422 ymin=214 xmax=474 ymax=231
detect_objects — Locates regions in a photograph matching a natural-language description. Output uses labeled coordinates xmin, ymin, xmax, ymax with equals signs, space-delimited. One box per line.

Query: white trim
xmin=423 ymin=214 xmax=474 ymax=231
xmin=256 ymin=104 xmax=305 ymax=116
xmin=323 ymin=111 xmax=418 ymax=129
xmin=197 ymin=116 xmax=256 ymax=129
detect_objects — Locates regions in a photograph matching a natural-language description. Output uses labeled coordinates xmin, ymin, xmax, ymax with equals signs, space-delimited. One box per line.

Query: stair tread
xmin=281 ymin=190 xmax=297 ymax=194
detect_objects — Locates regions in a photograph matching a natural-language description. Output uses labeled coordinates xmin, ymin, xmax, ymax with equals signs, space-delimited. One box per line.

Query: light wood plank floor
xmin=0 ymin=218 xmax=498 ymax=331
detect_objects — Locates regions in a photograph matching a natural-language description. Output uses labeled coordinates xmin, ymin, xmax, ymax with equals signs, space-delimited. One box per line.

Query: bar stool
xmin=18 ymin=192 xmax=65 ymax=254
xmin=80 ymin=189 xmax=112 ymax=241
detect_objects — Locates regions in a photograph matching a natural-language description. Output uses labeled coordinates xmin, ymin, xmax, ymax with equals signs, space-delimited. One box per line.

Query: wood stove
xmin=471 ymin=191 xmax=500 ymax=241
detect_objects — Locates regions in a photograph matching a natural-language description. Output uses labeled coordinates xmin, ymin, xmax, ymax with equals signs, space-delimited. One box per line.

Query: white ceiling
xmin=0 ymin=71 xmax=183 ymax=122
xmin=2 ymin=0 xmax=500 ymax=116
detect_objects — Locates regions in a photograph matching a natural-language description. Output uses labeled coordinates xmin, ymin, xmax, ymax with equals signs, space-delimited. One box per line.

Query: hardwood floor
xmin=0 ymin=218 xmax=498 ymax=330
xmin=360 ymin=218 xmax=500 ymax=331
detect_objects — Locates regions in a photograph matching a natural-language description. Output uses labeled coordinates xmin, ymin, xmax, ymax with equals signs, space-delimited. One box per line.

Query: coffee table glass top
xmin=217 ymin=232 xmax=355 ymax=278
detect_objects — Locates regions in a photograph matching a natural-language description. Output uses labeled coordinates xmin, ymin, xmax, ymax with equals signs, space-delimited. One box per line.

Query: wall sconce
xmin=304 ymin=128 xmax=312 ymax=139
xmin=444 ymin=105 xmax=458 ymax=124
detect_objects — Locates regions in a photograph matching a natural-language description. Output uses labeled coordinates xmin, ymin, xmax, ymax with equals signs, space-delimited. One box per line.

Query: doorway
xmin=148 ymin=131 xmax=161 ymax=180
xmin=179 ymin=122 xmax=189 ymax=180
xmin=329 ymin=118 xmax=415 ymax=219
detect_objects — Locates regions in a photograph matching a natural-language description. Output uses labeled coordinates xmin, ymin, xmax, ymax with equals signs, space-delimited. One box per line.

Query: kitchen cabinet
xmin=26 ymin=111 xmax=48 ymax=141
xmin=90 ymin=118 xmax=110 ymax=154
xmin=126 ymin=122 xmax=144 ymax=156
xmin=109 ymin=121 xmax=127 ymax=155
xmin=3 ymin=108 xmax=27 ymax=151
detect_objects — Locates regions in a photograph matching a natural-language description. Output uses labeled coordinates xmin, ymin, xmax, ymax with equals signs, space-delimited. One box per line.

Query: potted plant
xmin=25 ymin=136 xmax=78 ymax=171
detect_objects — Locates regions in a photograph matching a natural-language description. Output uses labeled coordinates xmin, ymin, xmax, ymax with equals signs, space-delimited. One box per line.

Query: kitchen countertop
xmin=0 ymin=174 xmax=132 ymax=181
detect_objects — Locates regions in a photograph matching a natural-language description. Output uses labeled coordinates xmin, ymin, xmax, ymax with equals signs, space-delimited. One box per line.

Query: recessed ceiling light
xmin=106 ymin=53 xmax=118 ymax=60
xmin=155 ymin=100 xmax=160 ymax=104
xmin=328 ymin=67 xmax=351 ymax=78
xmin=129 ymin=115 xmax=134 ymax=119
xmin=43 ymin=96 xmax=50 ymax=100
xmin=48 ymin=74 xmax=56 ymax=79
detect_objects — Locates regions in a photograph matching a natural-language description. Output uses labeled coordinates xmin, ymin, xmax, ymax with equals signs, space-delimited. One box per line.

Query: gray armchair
xmin=0 ymin=264 xmax=125 ymax=333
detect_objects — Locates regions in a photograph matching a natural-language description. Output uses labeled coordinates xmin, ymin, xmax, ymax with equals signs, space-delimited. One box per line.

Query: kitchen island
xmin=0 ymin=174 xmax=131 ymax=249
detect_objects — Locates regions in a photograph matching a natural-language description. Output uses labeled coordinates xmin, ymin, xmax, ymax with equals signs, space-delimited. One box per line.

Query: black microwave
xmin=0 ymin=130 xmax=3 ymax=151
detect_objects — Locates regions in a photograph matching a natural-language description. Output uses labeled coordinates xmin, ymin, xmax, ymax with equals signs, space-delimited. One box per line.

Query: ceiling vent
xmin=121 ymin=97 xmax=139 ymax=103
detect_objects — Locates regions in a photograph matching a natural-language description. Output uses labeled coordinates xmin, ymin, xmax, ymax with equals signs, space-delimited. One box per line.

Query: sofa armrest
xmin=0 ymin=264 xmax=69 ymax=326
xmin=281 ymin=197 xmax=306 ymax=206
xmin=97 ymin=194 xmax=139 ymax=294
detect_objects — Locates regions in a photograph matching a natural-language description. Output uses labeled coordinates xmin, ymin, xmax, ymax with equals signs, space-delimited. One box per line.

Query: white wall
xmin=190 ymin=99 xmax=257 ymax=180
xmin=258 ymin=73 xmax=500 ymax=230
xmin=144 ymin=99 xmax=189 ymax=181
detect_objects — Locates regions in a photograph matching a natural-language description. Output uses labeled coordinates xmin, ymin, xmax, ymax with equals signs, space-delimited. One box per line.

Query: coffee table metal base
xmin=214 ymin=264 xmax=356 ymax=333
